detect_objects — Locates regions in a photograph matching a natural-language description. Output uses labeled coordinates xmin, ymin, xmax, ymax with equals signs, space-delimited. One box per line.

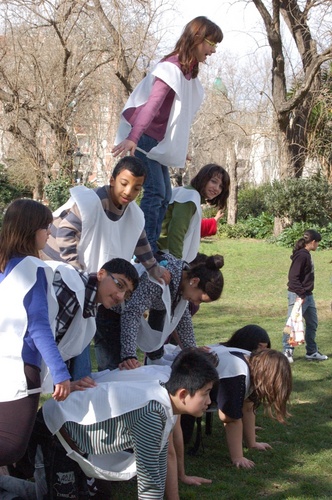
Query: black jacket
xmin=287 ymin=248 xmax=314 ymax=299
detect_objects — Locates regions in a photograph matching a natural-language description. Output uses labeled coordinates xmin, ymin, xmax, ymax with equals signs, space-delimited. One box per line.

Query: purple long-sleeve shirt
xmin=123 ymin=55 xmax=193 ymax=144
xmin=0 ymin=257 xmax=70 ymax=385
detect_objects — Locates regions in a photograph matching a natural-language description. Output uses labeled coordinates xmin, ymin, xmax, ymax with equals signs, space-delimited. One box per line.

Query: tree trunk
xmin=226 ymin=145 xmax=238 ymax=225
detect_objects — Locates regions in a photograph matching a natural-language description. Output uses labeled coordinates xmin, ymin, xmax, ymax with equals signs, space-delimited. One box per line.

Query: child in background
xmin=158 ymin=163 xmax=230 ymax=262
xmin=112 ymin=17 xmax=223 ymax=253
xmin=0 ymin=199 xmax=70 ymax=466
xmin=282 ymin=229 xmax=328 ymax=363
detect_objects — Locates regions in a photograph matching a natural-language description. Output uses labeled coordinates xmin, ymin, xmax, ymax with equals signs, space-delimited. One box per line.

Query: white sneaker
xmin=284 ymin=349 xmax=294 ymax=363
xmin=305 ymin=351 xmax=328 ymax=361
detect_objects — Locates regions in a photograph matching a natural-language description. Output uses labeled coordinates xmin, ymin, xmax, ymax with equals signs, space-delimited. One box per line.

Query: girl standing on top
xmin=112 ymin=17 xmax=223 ymax=253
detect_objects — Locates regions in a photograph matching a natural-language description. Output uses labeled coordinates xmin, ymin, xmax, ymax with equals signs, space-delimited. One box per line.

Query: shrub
xmin=264 ymin=173 xmax=332 ymax=225
xmin=275 ymin=222 xmax=332 ymax=249
xmin=218 ymin=213 xmax=274 ymax=239
xmin=0 ymin=164 xmax=33 ymax=228
xmin=237 ymin=184 xmax=270 ymax=220
xmin=44 ymin=176 xmax=73 ymax=211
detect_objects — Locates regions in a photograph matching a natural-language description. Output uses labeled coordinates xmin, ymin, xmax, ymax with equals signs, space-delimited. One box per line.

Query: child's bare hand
xmin=112 ymin=139 xmax=136 ymax=158
xmin=119 ymin=358 xmax=142 ymax=370
xmin=70 ymin=376 xmax=97 ymax=393
xmin=232 ymin=457 xmax=255 ymax=469
xmin=52 ymin=380 xmax=70 ymax=401
xmin=250 ymin=442 xmax=272 ymax=451
xmin=180 ymin=474 xmax=212 ymax=486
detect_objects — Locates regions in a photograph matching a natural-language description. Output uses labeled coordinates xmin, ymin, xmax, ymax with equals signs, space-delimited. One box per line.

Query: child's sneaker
xmin=284 ymin=349 xmax=294 ymax=363
xmin=305 ymin=351 xmax=328 ymax=361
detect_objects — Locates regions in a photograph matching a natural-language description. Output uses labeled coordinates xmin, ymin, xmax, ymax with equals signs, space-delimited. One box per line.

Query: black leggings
xmin=0 ymin=364 xmax=40 ymax=466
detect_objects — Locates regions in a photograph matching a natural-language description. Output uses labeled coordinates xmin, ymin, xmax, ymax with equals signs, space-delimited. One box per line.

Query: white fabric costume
xmin=153 ymin=344 xmax=251 ymax=397
xmin=53 ymin=186 xmax=145 ymax=273
xmin=133 ymin=265 xmax=188 ymax=353
xmin=167 ymin=187 xmax=202 ymax=263
xmin=43 ymin=367 xmax=176 ymax=481
xmin=115 ymin=60 xmax=204 ymax=168
xmin=0 ymin=257 xmax=96 ymax=401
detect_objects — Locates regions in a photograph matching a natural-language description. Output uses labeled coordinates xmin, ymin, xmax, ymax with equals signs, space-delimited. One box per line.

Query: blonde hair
xmin=249 ymin=349 xmax=292 ymax=423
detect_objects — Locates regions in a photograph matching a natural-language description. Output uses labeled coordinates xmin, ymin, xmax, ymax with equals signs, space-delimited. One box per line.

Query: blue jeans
xmin=94 ymin=312 xmax=122 ymax=371
xmin=282 ymin=292 xmax=318 ymax=355
xmin=68 ymin=344 xmax=92 ymax=380
xmin=135 ymin=134 xmax=172 ymax=254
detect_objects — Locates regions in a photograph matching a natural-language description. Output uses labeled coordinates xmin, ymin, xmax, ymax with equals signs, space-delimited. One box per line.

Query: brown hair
xmin=0 ymin=199 xmax=53 ymax=271
xmin=190 ymin=163 xmax=230 ymax=210
xmin=164 ymin=16 xmax=223 ymax=78
xmin=186 ymin=253 xmax=224 ymax=301
xmin=248 ymin=349 xmax=292 ymax=423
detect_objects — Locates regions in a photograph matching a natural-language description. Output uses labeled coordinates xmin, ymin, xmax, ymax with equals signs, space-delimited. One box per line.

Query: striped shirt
xmin=42 ymin=185 xmax=157 ymax=272
xmin=65 ymin=400 xmax=168 ymax=499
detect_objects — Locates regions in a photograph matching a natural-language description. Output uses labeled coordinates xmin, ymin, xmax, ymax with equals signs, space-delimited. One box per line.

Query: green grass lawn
xmin=110 ymin=236 xmax=332 ymax=499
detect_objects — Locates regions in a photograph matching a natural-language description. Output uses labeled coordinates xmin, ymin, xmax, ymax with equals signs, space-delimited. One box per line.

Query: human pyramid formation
xmin=1 ymin=15 xmax=324 ymax=500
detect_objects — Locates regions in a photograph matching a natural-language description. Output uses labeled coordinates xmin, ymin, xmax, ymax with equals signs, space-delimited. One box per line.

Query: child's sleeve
xmin=165 ymin=201 xmax=197 ymax=259
xmin=217 ymin=375 xmax=247 ymax=419
xmin=131 ymin=404 xmax=168 ymax=499
xmin=57 ymin=203 xmax=83 ymax=269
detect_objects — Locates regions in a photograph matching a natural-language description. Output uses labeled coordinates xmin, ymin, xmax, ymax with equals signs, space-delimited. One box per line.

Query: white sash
xmin=0 ymin=258 xmax=97 ymax=401
xmin=0 ymin=257 xmax=58 ymax=401
xmin=136 ymin=274 xmax=188 ymax=352
xmin=43 ymin=375 xmax=176 ymax=481
xmin=168 ymin=187 xmax=202 ymax=262
xmin=54 ymin=186 xmax=145 ymax=272
xmin=41 ymin=262 xmax=96 ymax=391
xmin=115 ymin=61 xmax=204 ymax=168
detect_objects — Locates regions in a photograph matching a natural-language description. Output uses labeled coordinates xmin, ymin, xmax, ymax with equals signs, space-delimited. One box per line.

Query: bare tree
xmin=250 ymin=0 xmax=332 ymax=178
xmin=0 ymin=0 xmax=171 ymax=197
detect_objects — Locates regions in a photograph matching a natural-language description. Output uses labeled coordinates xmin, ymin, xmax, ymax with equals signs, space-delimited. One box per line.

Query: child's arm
xmin=242 ymin=399 xmax=272 ymax=452
xmin=219 ymin=409 xmax=255 ymax=469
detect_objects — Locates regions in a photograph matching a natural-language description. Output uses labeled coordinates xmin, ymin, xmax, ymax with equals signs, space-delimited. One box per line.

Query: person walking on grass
xmin=283 ymin=229 xmax=328 ymax=363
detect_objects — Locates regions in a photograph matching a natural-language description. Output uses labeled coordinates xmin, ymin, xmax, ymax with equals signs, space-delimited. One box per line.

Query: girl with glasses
xmin=112 ymin=16 xmax=223 ymax=254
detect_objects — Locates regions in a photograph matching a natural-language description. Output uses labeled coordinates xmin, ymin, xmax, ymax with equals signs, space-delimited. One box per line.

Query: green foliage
xmin=237 ymin=183 xmax=270 ymax=219
xmin=218 ymin=213 xmax=274 ymax=239
xmin=264 ymin=173 xmax=332 ymax=225
xmin=274 ymin=221 xmax=332 ymax=249
xmin=44 ymin=176 xmax=73 ymax=211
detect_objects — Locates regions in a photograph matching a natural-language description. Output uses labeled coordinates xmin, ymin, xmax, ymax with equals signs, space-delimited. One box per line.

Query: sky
xmin=161 ymin=0 xmax=264 ymax=57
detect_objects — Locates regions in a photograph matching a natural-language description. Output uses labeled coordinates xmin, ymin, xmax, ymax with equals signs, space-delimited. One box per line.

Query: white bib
xmin=115 ymin=61 xmax=204 ymax=168
xmin=135 ymin=271 xmax=188 ymax=352
xmin=54 ymin=186 xmax=145 ymax=272
xmin=169 ymin=187 xmax=202 ymax=262
xmin=0 ymin=257 xmax=58 ymax=401
xmin=43 ymin=373 xmax=176 ymax=481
